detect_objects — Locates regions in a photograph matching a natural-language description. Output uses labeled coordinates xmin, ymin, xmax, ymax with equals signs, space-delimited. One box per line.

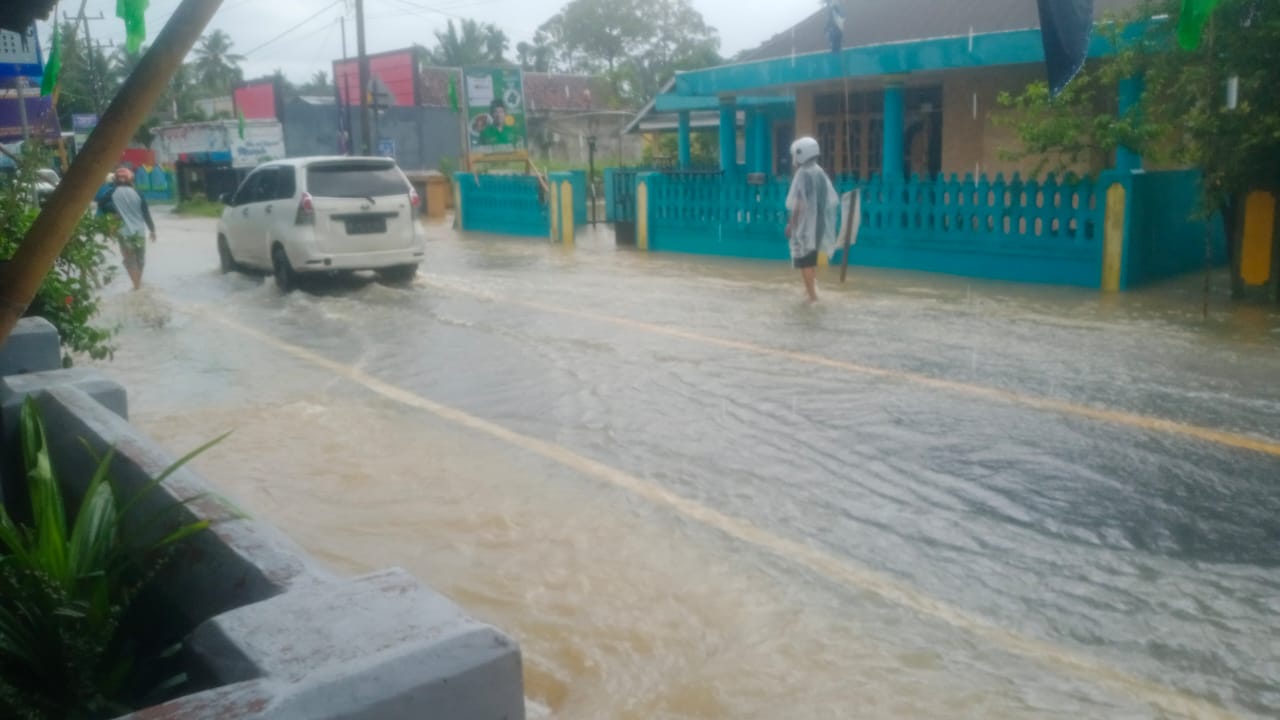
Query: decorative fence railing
xmin=639 ymin=171 xmax=1107 ymax=284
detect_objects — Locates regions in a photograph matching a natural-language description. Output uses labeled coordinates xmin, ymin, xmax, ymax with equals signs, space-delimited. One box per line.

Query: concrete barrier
xmin=0 ymin=319 xmax=526 ymax=720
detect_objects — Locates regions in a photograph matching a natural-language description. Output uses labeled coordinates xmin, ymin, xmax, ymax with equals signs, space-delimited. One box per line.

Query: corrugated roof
xmin=739 ymin=0 xmax=1142 ymax=62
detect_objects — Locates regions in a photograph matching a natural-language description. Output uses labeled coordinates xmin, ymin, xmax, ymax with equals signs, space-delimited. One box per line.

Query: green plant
xmin=0 ymin=398 xmax=225 ymax=719
xmin=0 ymin=145 xmax=118 ymax=365
xmin=173 ymin=194 xmax=224 ymax=218
xmin=437 ymin=156 xmax=457 ymax=177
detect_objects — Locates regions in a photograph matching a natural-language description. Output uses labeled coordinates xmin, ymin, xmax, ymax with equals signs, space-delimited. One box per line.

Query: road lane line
xmin=429 ymin=280 xmax=1280 ymax=459
xmin=191 ymin=304 xmax=1237 ymax=720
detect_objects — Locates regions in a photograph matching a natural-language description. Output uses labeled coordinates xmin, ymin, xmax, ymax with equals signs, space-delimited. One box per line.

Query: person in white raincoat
xmin=784 ymin=136 xmax=839 ymax=303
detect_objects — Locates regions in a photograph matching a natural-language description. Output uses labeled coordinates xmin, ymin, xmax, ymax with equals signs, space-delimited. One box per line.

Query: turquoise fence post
xmin=569 ymin=170 xmax=588 ymax=226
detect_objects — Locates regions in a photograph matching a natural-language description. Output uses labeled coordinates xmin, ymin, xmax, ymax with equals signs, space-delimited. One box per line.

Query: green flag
xmin=238 ymin=111 xmax=246 ymax=140
xmin=117 ymin=0 xmax=150 ymax=54
xmin=1177 ymin=0 xmax=1222 ymax=51
xmin=40 ymin=24 xmax=62 ymax=96
xmin=447 ymin=75 xmax=459 ymax=113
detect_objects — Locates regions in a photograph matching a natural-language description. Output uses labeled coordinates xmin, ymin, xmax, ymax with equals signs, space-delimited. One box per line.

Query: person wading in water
xmin=784 ymin=137 xmax=839 ymax=303
xmin=99 ymin=167 xmax=157 ymax=291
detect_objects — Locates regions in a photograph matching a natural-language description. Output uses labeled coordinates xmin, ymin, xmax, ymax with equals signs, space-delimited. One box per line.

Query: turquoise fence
xmin=1124 ymin=169 xmax=1226 ymax=286
xmin=133 ymin=166 xmax=175 ymax=202
xmin=566 ymin=170 xmax=587 ymax=226
xmin=455 ymin=173 xmax=549 ymax=237
xmin=645 ymin=172 xmax=1107 ymax=285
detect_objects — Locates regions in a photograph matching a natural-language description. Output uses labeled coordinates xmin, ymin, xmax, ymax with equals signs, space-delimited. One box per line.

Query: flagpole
xmin=828 ymin=0 xmax=857 ymax=283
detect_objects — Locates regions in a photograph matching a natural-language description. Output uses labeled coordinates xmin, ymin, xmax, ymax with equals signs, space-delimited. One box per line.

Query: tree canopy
xmin=536 ymin=0 xmax=721 ymax=104
xmin=192 ymin=29 xmax=245 ymax=96
xmin=423 ymin=19 xmax=509 ymax=66
xmin=998 ymin=0 xmax=1280 ymax=209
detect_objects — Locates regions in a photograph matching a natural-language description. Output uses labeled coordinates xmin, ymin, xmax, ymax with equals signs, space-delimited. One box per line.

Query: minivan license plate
xmin=345 ymin=217 xmax=387 ymax=235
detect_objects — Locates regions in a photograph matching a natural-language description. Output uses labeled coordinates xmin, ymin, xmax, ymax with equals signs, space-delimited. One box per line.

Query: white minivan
xmin=217 ymin=157 xmax=426 ymax=291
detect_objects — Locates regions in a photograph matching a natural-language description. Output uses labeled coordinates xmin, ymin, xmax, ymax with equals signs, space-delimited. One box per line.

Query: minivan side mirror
xmin=219 ymin=192 xmax=234 ymax=206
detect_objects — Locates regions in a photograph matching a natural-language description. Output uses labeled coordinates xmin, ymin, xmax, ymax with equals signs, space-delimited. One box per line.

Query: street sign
xmin=0 ymin=26 xmax=43 ymax=80
xmin=377 ymin=138 xmax=395 ymax=158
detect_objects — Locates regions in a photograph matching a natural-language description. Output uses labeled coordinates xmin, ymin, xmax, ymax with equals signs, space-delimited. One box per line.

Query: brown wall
xmin=791 ymin=65 xmax=1114 ymax=180
xmin=794 ymin=88 xmax=816 ymax=138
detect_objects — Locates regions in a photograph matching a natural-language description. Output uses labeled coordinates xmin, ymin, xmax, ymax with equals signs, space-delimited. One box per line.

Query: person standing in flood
xmin=784 ymin=137 xmax=839 ymax=303
xmin=100 ymin=167 xmax=156 ymax=291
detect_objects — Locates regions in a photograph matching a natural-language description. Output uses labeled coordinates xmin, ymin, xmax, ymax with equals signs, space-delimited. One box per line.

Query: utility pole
xmin=355 ymin=0 xmax=372 ymax=155
xmin=340 ymin=16 xmax=354 ymax=155
xmin=15 ymin=76 xmax=30 ymax=141
xmin=65 ymin=10 xmax=108 ymax=112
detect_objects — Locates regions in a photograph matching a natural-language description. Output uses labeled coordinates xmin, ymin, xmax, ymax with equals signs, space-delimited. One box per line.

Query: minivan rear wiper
xmin=364 ymin=195 xmax=377 ymax=205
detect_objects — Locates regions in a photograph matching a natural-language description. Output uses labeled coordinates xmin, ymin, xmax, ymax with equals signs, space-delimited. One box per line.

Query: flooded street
xmin=94 ymin=213 xmax=1280 ymax=719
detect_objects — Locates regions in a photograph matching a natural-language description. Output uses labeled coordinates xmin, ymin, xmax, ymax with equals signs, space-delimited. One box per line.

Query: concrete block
xmin=30 ymin=386 xmax=330 ymax=626
xmin=0 ymin=317 xmax=62 ymax=376
xmin=6 ymin=384 xmax=526 ymax=719
xmin=186 ymin=568 xmax=525 ymax=720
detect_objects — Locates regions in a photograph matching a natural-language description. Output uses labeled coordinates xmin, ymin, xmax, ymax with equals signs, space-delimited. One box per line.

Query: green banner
xmin=463 ymin=67 xmax=528 ymax=159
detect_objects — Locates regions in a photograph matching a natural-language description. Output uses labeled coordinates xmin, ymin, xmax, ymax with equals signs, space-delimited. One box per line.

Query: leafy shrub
xmin=0 ymin=398 xmax=224 ymax=719
xmin=0 ymin=145 xmax=118 ymax=365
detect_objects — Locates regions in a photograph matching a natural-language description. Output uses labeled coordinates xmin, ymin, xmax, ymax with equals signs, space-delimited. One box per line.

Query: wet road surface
xmin=93 ymin=214 xmax=1280 ymax=719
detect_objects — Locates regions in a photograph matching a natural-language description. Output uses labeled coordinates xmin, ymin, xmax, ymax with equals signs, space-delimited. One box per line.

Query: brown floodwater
xmin=89 ymin=215 xmax=1280 ymax=719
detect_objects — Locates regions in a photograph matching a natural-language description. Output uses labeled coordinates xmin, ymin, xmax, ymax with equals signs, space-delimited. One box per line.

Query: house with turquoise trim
xmin=461 ymin=0 xmax=1227 ymax=290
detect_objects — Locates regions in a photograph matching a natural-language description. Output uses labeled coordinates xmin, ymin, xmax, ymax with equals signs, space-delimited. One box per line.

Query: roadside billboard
xmin=463 ymin=67 xmax=527 ymax=161
xmin=0 ymin=26 xmax=42 ymax=80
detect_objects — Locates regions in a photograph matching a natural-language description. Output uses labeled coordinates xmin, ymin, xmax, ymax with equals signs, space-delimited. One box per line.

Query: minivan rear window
xmin=306 ymin=162 xmax=407 ymax=198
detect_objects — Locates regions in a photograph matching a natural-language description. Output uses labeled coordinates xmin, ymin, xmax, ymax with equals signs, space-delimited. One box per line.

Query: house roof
xmin=739 ymin=0 xmax=1141 ymax=62
xmin=417 ymin=67 xmax=618 ymax=112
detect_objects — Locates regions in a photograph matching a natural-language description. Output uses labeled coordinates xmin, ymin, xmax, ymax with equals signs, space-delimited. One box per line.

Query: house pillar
xmin=882 ymin=82 xmax=905 ymax=180
xmin=747 ymin=113 xmax=768 ymax=174
xmin=746 ymin=111 xmax=769 ymax=174
xmin=1116 ymin=74 xmax=1144 ymax=172
xmin=719 ymin=96 xmax=736 ymax=174
xmin=677 ymin=111 xmax=691 ymax=169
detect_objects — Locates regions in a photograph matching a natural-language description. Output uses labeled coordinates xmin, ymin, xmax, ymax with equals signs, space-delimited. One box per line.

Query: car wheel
xmin=272 ymin=245 xmax=298 ymax=293
xmin=217 ymin=235 xmax=238 ymax=274
xmin=379 ymin=263 xmax=419 ymax=286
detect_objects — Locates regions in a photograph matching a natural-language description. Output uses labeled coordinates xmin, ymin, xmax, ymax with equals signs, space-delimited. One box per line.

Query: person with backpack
xmin=784 ymin=136 xmax=839 ymax=303
xmin=99 ymin=167 xmax=157 ymax=290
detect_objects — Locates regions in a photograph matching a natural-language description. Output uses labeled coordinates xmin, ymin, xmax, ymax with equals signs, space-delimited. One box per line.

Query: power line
xmin=242 ymin=0 xmax=345 ymax=57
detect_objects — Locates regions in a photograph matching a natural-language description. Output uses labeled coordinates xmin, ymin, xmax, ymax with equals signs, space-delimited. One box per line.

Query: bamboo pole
xmin=0 ymin=0 xmax=224 ymax=341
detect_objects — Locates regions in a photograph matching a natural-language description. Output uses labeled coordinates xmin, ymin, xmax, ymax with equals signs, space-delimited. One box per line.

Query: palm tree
xmin=192 ymin=30 xmax=244 ymax=95
xmin=429 ymin=19 xmax=508 ymax=66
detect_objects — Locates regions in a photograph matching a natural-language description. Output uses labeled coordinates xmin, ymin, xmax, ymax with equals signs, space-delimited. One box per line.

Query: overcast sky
xmin=32 ymin=0 xmax=806 ymax=83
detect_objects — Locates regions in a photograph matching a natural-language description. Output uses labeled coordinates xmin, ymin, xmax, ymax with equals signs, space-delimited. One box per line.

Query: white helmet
xmin=791 ymin=136 xmax=820 ymax=166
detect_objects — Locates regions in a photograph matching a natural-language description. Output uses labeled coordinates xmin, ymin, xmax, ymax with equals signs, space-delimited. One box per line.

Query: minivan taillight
xmin=410 ymin=189 xmax=421 ymax=208
xmin=296 ymin=192 xmax=315 ymax=225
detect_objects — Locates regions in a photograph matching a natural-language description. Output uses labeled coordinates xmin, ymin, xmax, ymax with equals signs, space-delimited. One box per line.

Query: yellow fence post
xmin=637 ymin=177 xmax=650 ymax=251
xmin=1240 ymin=191 xmax=1276 ymax=287
xmin=561 ymin=180 xmax=574 ymax=248
xmin=549 ymin=181 xmax=560 ymax=243
xmin=1103 ymin=181 xmax=1127 ymax=292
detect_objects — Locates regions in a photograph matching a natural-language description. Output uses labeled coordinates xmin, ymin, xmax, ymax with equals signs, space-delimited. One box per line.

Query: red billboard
xmin=333 ymin=49 xmax=418 ymax=107
xmin=234 ymin=80 xmax=279 ymax=120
